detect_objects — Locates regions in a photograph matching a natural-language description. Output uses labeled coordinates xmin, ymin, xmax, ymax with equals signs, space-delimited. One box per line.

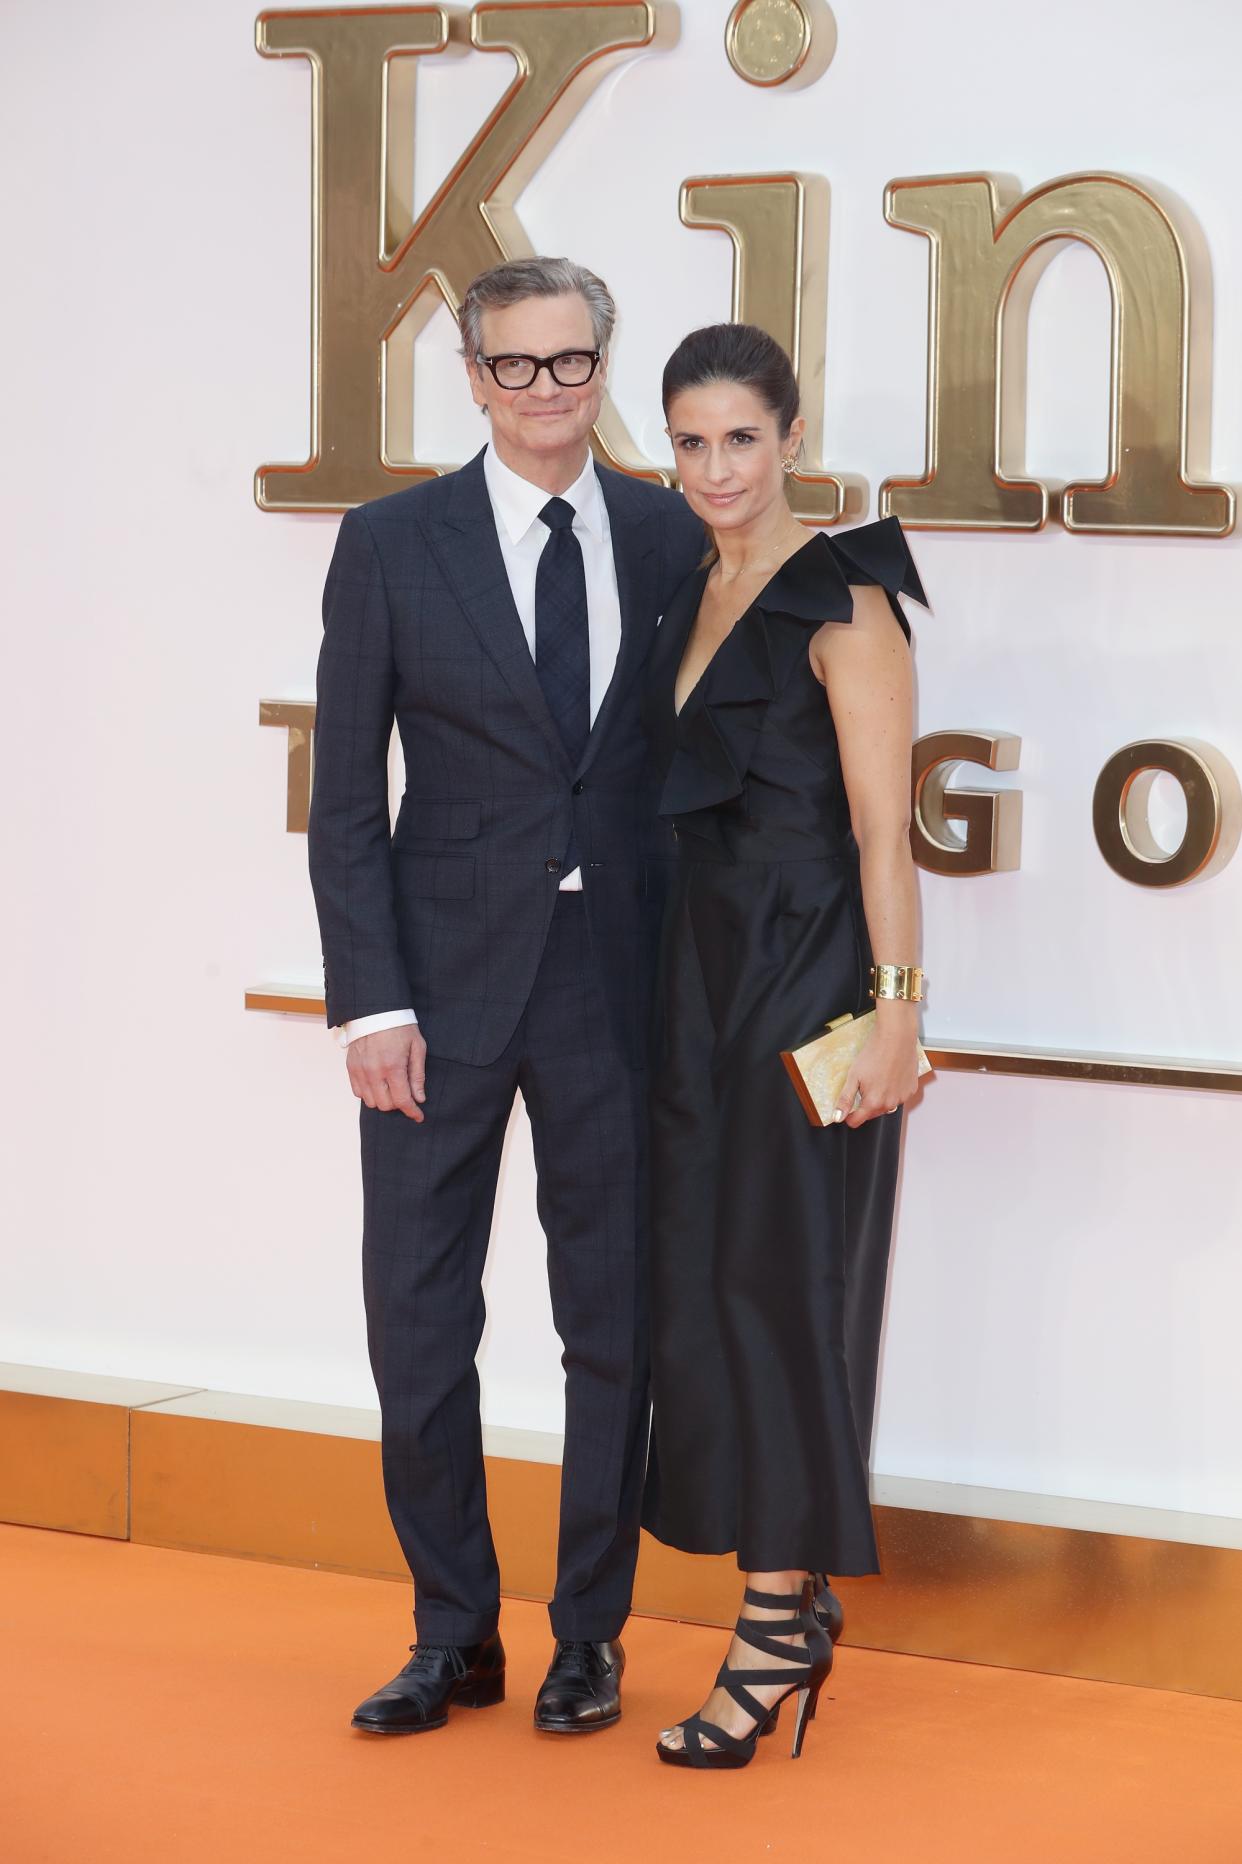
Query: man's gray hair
xmin=458 ymin=256 xmax=617 ymax=361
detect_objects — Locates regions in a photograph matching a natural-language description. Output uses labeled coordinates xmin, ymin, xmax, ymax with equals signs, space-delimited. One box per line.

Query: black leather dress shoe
xmin=533 ymin=1639 xmax=625 ymax=1733
xmin=351 ymin=1634 xmax=506 ymax=1734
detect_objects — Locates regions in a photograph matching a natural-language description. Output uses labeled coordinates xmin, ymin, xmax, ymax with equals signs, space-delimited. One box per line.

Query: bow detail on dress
xmin=657 ymin=518 xmax=928 ymax=822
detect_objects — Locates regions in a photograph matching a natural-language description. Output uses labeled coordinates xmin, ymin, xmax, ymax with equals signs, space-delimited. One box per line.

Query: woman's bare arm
xmin=811 ymin=583 xmax=922 ymax=1125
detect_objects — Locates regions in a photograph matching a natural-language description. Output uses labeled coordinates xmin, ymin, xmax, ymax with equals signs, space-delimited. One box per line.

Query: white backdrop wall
xmin=4 ymin=0 xmax=1242 ymax=1520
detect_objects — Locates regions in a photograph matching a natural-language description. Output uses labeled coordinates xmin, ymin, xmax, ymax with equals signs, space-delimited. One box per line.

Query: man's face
xmin=467 ymin=292 xmax=607 ymax=463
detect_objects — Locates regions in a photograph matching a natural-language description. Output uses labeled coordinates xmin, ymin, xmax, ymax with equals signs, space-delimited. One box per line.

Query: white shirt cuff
xmin=334 ymin=1009 xmax=418 ymax=1049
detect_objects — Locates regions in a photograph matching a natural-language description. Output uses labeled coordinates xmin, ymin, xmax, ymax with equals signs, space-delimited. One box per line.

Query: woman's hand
xmin=833 ymin=1016 xmax=921 ymax=1128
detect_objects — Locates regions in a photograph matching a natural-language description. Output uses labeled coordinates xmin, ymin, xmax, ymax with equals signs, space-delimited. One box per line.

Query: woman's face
xmin=666 ymin=381 xmax=805 ymax=534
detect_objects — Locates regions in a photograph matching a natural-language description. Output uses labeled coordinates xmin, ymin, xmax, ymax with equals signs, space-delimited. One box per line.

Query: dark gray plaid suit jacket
xmin=308 ymin=447 xmax=706 ymax=1070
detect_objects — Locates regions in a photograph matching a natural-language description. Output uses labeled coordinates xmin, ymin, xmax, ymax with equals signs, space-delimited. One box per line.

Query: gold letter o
xmin=1092 ymin=739 xmax=1240 ymax=886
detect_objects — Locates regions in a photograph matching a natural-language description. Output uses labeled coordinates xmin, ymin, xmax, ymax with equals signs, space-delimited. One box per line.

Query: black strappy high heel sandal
xmin=810 ymin=1572 xmax=845 ymax=1645
xmin=655 ymin=1581 xmax=832 ymax=1771
xmin=757 ymin=1573 xmax=842 ymax=1739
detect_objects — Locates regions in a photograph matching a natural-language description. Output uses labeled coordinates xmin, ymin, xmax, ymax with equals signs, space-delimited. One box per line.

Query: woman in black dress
xmin=642 ymin=325 xmax=928 ymax=1770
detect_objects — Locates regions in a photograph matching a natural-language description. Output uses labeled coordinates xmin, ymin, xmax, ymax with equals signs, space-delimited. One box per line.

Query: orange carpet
xmin=2 ymin=1524 xmax=1240 ymax=1863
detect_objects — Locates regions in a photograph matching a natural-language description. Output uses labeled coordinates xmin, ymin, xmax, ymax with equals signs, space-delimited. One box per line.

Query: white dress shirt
xmin=336 ymin=443 xmax=623 ymax=1047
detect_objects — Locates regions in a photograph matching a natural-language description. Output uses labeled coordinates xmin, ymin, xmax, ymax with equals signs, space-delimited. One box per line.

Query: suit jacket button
xmin=572 ymin=780 xmax=584 ymax=795
xmin=545 ymin=857 xmax=562 ymax=874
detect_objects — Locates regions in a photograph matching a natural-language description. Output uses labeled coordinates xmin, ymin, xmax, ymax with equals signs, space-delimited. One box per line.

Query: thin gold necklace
xmin=714 ymin=527 xmax=806 ymax=585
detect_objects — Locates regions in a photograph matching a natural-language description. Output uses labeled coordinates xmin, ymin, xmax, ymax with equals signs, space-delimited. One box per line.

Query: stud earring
xmin=781 ymin=455 xmax=797 ymax=474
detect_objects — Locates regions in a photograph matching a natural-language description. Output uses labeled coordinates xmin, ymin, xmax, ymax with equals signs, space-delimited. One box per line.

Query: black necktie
xmin=534 ymin=497 xmax=590 ymax=769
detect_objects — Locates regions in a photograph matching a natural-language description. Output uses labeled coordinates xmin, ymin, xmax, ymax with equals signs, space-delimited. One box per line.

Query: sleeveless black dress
xmin=640 ymin=516 xmax=928 ymax=1575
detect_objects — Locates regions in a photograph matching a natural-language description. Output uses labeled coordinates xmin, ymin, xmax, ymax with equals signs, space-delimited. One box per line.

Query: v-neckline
xmin=672 ymin=536 xmax=820 ymax=719
xmin=671 ymin=564 xmax=716 ymax=719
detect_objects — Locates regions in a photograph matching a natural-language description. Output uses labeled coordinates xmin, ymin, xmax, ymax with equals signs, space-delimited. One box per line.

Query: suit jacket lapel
xmin=577 ymin=465 xmax=658 ymax=778
xmin=642 ymin=561 xmax=709 ymax=778
xmin=426 ymin=448 xmax=571 ymax=773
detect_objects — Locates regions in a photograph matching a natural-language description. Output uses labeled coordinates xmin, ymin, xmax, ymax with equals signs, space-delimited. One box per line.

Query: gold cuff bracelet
xmin=869 ymin=964 xmax=925 ymax=1003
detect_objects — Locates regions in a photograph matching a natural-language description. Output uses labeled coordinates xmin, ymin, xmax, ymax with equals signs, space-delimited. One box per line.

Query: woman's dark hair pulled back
xmin=661 ymin=323 xmax=800 ymax=436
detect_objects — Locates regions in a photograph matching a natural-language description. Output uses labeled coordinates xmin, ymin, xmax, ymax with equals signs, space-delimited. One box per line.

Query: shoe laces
xmin=554 ymin=1640 xmax=598 ymax=1676
xmin=406 ymin=1642 xmax=466 ymax=1679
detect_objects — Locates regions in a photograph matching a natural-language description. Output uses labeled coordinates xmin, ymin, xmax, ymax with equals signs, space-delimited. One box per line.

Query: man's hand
xmin=346 ymin=1024 xmax=427 ymax=1122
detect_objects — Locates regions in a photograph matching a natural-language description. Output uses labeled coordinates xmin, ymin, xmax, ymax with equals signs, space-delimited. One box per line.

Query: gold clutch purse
xmin=780 ymin=1012 xmax=932 ymax=1128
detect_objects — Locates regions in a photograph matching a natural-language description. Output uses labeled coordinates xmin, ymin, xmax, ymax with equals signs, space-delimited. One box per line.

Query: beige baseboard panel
xmin=3 ymin=1366 xmax=1240 ymax=1700
xmin=846 ymin=1506 xmax=1242 ymax=1701
xmin=0 ymin=1365 xmax=202 ymax=1540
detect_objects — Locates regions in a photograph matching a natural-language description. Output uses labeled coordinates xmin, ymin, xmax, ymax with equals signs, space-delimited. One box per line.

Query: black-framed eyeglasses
xmin=474 ymin=349 xmax=601 ymax=390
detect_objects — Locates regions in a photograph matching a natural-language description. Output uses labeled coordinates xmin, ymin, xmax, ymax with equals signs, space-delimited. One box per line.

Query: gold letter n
xmin=255 ymin=3 xmax=662 ymax=511
xmin=880 ymin=171 xmax=1234 ymax=536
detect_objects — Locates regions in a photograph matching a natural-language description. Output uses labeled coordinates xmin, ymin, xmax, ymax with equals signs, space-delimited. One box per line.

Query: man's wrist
xmin=335 ymin=1009 xmax=418 ymax=1049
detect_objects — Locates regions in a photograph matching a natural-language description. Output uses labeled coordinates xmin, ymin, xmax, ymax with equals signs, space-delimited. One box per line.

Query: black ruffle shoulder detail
xmin=658 ymin=516 xmax=927 ymax=820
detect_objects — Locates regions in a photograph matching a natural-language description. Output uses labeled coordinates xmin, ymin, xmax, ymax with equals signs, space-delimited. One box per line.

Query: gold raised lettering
xmin=260 ymin=700 xmax=316 ymax=833
xmin=255 ymin=3 xmax=665 ymax=510
xmin=680 ymin=173 xmax=860 ymax=523
xmin=1093 ymin=739 xmax=1240 ymax=886
xmin=912 ymin=730 xmax=1022 ymax=875
xmin=881 ymin=172 xmax=1234 ymax=536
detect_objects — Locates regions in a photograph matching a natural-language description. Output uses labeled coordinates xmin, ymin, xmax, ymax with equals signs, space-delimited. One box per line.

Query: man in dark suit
xmin=308 ymin=256 xmax=704 ymax=1736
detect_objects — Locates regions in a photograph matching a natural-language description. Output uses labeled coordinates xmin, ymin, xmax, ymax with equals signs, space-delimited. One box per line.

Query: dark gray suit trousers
xmin=360 ymin=892 xmax=649 ymax=1644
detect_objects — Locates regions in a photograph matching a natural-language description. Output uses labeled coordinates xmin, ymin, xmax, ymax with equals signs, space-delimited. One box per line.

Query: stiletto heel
xmin=790 ymin=1671 xmax=826 ymax=1758
xmin=656 ymin=1581 xmax=831 ymax=1771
